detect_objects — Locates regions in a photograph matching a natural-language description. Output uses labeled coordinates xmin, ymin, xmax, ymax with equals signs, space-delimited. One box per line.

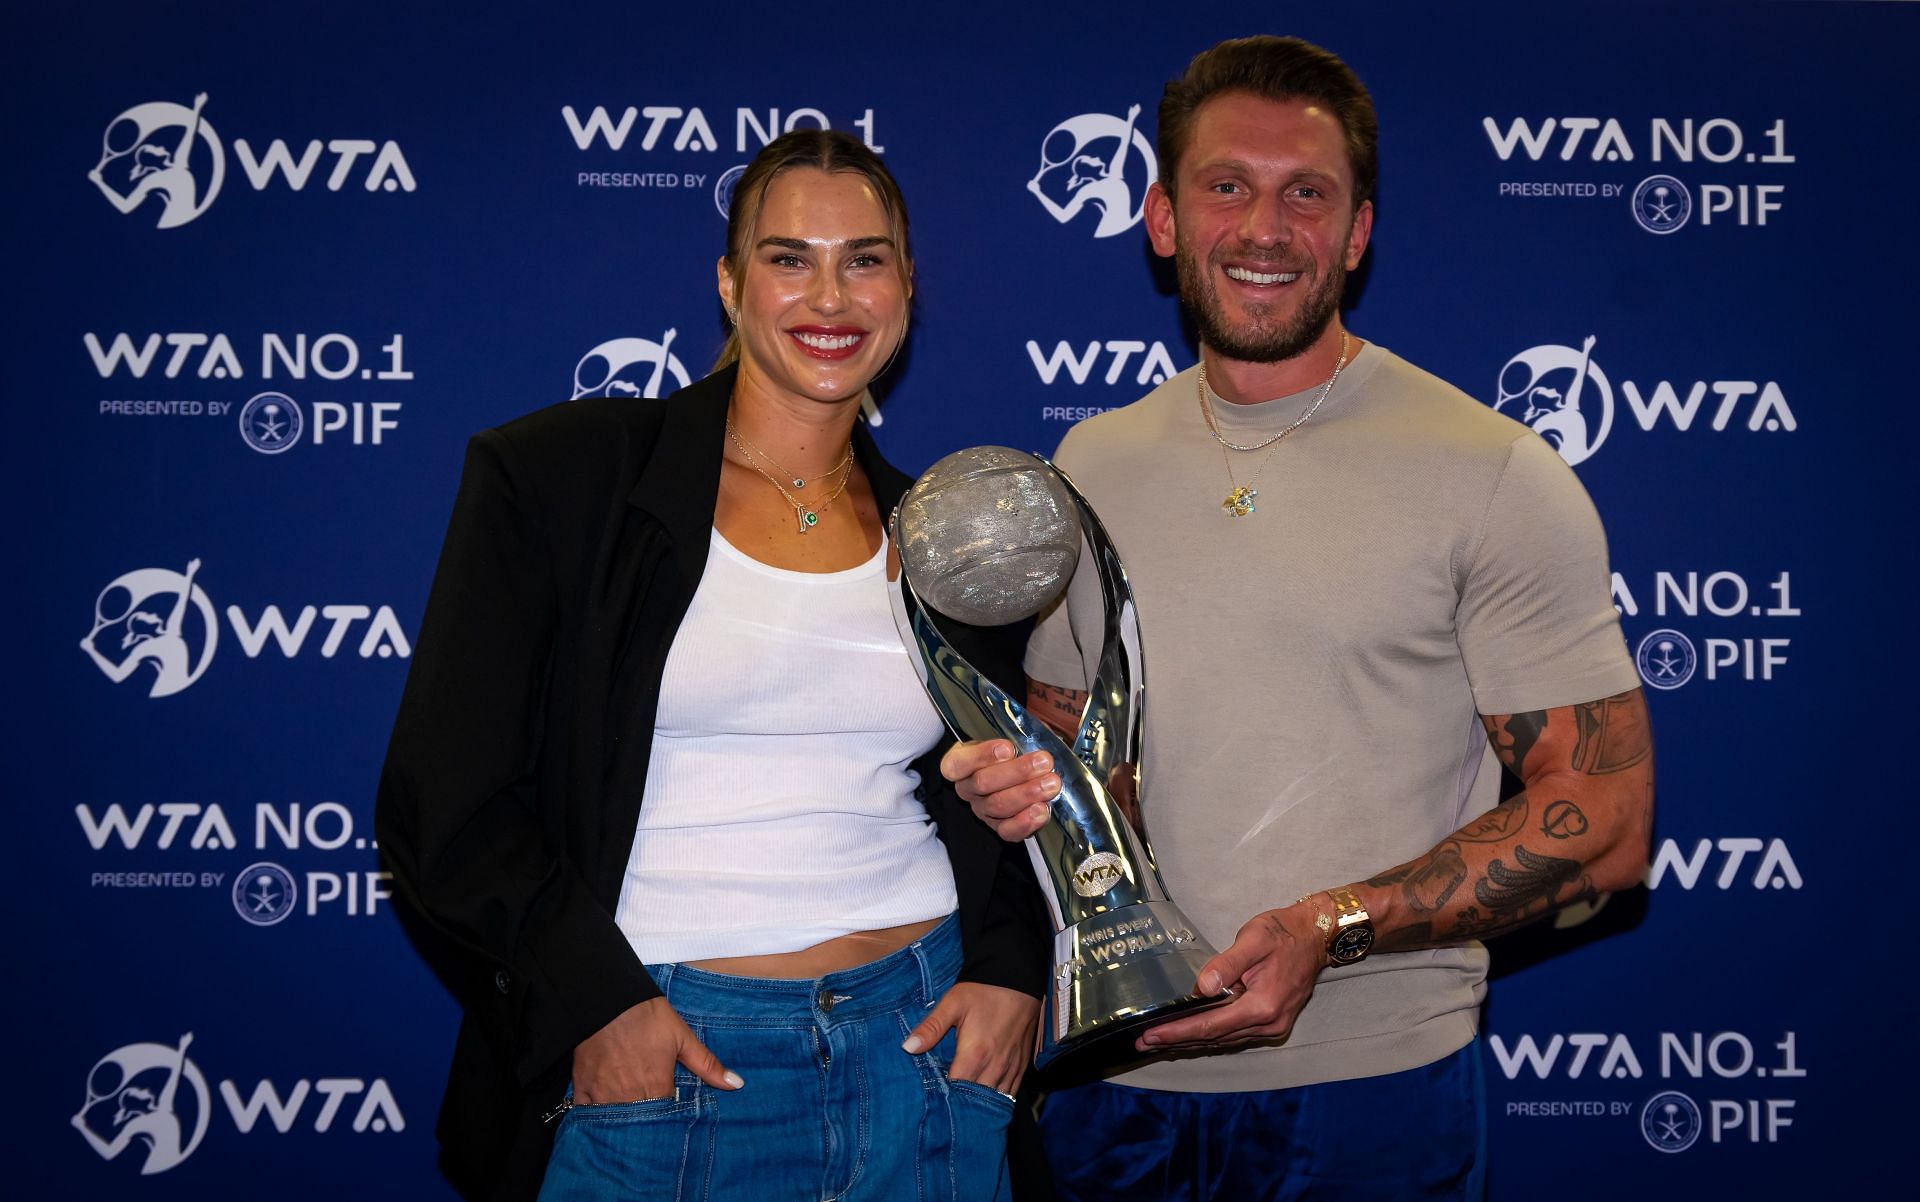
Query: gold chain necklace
xmin=1200 ymin=333 xmax=1351 ymax=518
xmin=725 ymin=418 xmax=855 ymax=533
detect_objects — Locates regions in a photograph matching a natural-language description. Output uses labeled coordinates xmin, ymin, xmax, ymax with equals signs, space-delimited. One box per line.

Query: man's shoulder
xmin=1053 ymin=367 xmax=1194 ymax=465
xmin=1364 ymin=346 xmax=1530 ymax=447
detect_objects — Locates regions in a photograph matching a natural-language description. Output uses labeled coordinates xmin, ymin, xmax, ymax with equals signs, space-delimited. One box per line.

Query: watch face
xmin=1329 ymin=925 xmax=1375 ymax=964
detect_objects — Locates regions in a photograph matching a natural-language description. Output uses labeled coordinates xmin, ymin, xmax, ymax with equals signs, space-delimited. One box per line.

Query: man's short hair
xmin=1157 ymin=35 xmax=1379 ymax=210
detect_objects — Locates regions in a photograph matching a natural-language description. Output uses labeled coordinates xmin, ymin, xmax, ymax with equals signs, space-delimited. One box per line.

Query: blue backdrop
xmin=9 ymin=2 xmax=1914 ymax=1197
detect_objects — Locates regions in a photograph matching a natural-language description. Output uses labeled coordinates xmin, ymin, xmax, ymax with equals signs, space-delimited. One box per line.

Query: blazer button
xmin=495 ymin=970 xmax=512 ymax=995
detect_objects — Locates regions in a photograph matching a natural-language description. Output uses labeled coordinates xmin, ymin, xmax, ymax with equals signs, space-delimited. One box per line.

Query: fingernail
xmin=993 ymin=744 xmax=1014 ymax=762
xmin=1199 ymin=972 xmax=1220 ymax=994
xmin=1139 ymin=1033 xmax=1160 ymax=1047
xmin=901 ymin=1035 xmax=924 ymax=1054
xmin=723 ymin=1071 xmax=744 ymax=1089
xmin=1030 ymin=752 xmax=1051 ymax=771
xmin=1041 ymin=775 xmax=1061 ymax=797
xmin=1028 ymin=805 xmax=1049 ymax=825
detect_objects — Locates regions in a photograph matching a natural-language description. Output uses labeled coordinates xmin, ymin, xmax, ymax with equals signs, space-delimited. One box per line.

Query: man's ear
xmin=1145 ymin=182 xmax=1177 ymax=258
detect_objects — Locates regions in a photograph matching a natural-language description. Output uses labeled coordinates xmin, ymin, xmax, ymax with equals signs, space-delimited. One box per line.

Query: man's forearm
xmin=1355 ymin=691 xmax=1654 ymax=951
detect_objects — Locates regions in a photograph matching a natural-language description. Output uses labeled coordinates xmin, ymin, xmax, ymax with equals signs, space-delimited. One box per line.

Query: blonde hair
xmin=713 ymin=129 xmax=915 ymax=371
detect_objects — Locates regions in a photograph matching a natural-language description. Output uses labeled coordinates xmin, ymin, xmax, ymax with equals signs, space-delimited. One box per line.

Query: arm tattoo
xmin=1570 ymin=690 xmax=1653 ymax=775
xmin=1455 ymin=797 xmax=1529 ymax=843
xmin=1474 ymin=845 xmax=1583 ymax=913
xmin=1540 ymin=800 xmax=1588 ymax=839
xmin=1406 ymin=842 xmax=1468 ymax=911
xmin=1483 ymin=710 xmax=1549 ymax=776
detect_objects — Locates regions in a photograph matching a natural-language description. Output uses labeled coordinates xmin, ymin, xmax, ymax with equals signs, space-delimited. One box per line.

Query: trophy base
xmin=1036 ymin=901 xmax=1236 ymax=1070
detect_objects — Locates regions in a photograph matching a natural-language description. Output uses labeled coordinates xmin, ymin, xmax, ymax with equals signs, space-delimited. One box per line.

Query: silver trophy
xmin=891 ymin=446 xmax=1232 ymax=1069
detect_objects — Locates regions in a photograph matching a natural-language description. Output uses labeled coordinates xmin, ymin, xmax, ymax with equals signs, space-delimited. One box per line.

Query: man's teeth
xmin=1225 ymin=266 xmax=1300 ymax=285
xmin=794 ymin=332 xmax=862 ymax=350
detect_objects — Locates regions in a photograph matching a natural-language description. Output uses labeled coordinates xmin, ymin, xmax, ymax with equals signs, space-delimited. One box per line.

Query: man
xmin=946 ymin=36 xmax=1652 ymax=1200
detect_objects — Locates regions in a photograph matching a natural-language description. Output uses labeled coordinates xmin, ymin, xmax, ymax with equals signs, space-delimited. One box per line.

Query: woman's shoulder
xmin=483 ymin=395 xmax=671 ymax=468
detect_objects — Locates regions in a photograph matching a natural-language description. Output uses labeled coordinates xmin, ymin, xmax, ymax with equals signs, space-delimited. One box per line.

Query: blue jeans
xmin=1039 ymin=1042 xmax=1485 ymax=1201
xmin=538 ymin=914 xmax=1013 ymax=1202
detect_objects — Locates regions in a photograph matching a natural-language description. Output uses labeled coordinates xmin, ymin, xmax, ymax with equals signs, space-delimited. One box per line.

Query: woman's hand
xmin=570 ymin=997 xmax=743 ymax=1104
xmin=901 ymin=982 xmax=1040 ymax=1096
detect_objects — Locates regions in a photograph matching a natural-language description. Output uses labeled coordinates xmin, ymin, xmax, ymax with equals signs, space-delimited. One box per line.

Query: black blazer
xmin=375 ymin=365 xmax=1049 ymax=1200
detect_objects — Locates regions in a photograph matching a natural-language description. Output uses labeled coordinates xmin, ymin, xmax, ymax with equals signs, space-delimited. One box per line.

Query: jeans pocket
xmin=540 ymin=1072 xmax=712 ymax=1202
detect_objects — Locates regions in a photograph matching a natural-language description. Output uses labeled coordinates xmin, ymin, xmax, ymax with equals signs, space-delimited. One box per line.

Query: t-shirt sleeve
xmin=1457 ymin=432 xmax=1641 ymax=716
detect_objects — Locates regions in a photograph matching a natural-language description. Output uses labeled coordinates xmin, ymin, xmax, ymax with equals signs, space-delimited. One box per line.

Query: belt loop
xmin=911 ymin=933 xmax=938 ymax=1006
xmin=651 ymin=961 xmax=676 ymax=1003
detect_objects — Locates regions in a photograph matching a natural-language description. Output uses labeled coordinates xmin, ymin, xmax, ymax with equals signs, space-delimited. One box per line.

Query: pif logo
xmin=1027 ymin=106 xmax=1157 ymax=239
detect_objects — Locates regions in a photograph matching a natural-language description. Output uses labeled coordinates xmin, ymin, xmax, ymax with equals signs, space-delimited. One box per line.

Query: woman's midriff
xmin=684 ymin=916 xmax=945 ymax=978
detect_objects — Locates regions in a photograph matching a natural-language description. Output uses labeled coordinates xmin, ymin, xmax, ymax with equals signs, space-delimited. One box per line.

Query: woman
xmin=376 ymin=130 xmax=1048 ymax=1201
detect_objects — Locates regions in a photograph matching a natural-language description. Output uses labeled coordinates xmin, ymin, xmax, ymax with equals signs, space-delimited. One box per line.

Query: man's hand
xmin=940 ymin=740 xmax=1059 ymax=841
xmin=570 ymin=997 xmax=743 ymax=1104
xmin=901 ymin=982 xmax=1041 ymax=1096
xmin=1134 ymin=904 xmax=1323 ymax=1052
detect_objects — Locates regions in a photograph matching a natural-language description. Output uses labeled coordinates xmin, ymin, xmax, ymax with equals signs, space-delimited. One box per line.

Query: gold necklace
xmin=724 ymin=420 xmax=853 ymax=489
xmin=1201 ymin=333 xmax=1351 ymax=518
xmin=725 ymin=418 xmax=855 ymax=533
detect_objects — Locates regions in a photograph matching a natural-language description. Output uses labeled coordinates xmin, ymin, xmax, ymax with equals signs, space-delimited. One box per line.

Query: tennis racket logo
xmin=571 ymin=330 xmax=692 ymax=400
xmin=80 ymin=561 xmax=220 ymax=698
xmin=1026 ymin=106 xmax=1157 ymax=239
xmin=72 ymin=1034 xmax=211 ymax=1175
xmin=1493 ymin=337 xmax=1616 ymax=467
xmin=88 ymin=95 xmax=226 ymax=229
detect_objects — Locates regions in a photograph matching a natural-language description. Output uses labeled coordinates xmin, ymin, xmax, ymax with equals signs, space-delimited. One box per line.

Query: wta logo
xmin=1495 ymin=337 xmax=1614 ymax=466
xmin=81 ymin=560 xmax=219 ymax=698
xmin=572 ymin=330 xmax=692 ymax=400
xmin=1028 ymin=106 xmax=1157 ymax=239
xmin=89 ymin=93 xmax=416 ymax=229
xmin=73 ymin=1034 xmax=210 ymax=1175
xmin=88 ymin=95 xmax=224 ymax=229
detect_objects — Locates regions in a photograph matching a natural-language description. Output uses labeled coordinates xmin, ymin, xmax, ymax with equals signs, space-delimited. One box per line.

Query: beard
xmin=1176 ymin=233 xmax=1349 ymax=364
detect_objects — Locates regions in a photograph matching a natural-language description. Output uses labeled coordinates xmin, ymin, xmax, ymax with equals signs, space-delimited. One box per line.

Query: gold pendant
xmin=797 ymin=508 xmax=819 ymax=533
xmin=1222 ymin=486 xmax=1257 ymax=517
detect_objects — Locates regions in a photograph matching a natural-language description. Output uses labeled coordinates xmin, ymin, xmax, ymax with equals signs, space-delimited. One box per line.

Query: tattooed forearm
xmin=1570 ymin=690 xmax=1653 ymax=775
xmin=1346 ymin=690 xmax=1651 ymax=955
xmin=1406 ymin=843 xmax=1467 ymax=911
xmin=1455 ymin=797 xmax=1529 ymax=843
xmin=1540 ymin=800 xmax=1588 ymax=839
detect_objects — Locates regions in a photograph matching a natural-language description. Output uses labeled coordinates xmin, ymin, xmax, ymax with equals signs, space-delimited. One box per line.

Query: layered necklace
xmin=1198 ymin=331 xmax=1351 ymax=518
xmin=725 ymin=416 xmax=856 ymax=534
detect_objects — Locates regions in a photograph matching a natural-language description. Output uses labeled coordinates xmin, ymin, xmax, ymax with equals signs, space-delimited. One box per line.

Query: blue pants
xmin=538 ymin=914 xmax=1013 ymax=1202
xmin=1038 ymin=1042 xmax=1485 ymax=1201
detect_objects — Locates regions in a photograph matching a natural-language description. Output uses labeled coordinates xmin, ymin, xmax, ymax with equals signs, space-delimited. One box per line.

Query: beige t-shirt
xmin=1025 ymin=343 xmax=1639 ymax=1092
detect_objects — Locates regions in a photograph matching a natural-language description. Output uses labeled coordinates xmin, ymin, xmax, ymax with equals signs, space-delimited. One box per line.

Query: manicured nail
xmin=901 ymin=1035 xmax=924 ymax=1054
xmin=723 ymin=1071 xmax=744 ymax=1089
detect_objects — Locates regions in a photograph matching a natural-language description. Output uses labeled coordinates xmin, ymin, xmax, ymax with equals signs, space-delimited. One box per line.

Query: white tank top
xmin=614 ymin=527 xmax=958 ymax=963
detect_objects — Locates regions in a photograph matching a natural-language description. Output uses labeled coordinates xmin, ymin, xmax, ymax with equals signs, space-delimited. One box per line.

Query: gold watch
xmin=1316 ymin=885 xmax=1375 ymax=966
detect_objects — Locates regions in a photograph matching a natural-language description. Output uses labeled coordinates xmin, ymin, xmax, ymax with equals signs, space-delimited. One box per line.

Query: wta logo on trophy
xmin=1027 ymin=106 xmax=1158 ymax=239
xmin=88 ymin=95 xmax=225 ymax=229
xmin=572 ymin=331 xmax=692 ymax=399
xmin=73 ymin=1034 xmax=211 ymax=1175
